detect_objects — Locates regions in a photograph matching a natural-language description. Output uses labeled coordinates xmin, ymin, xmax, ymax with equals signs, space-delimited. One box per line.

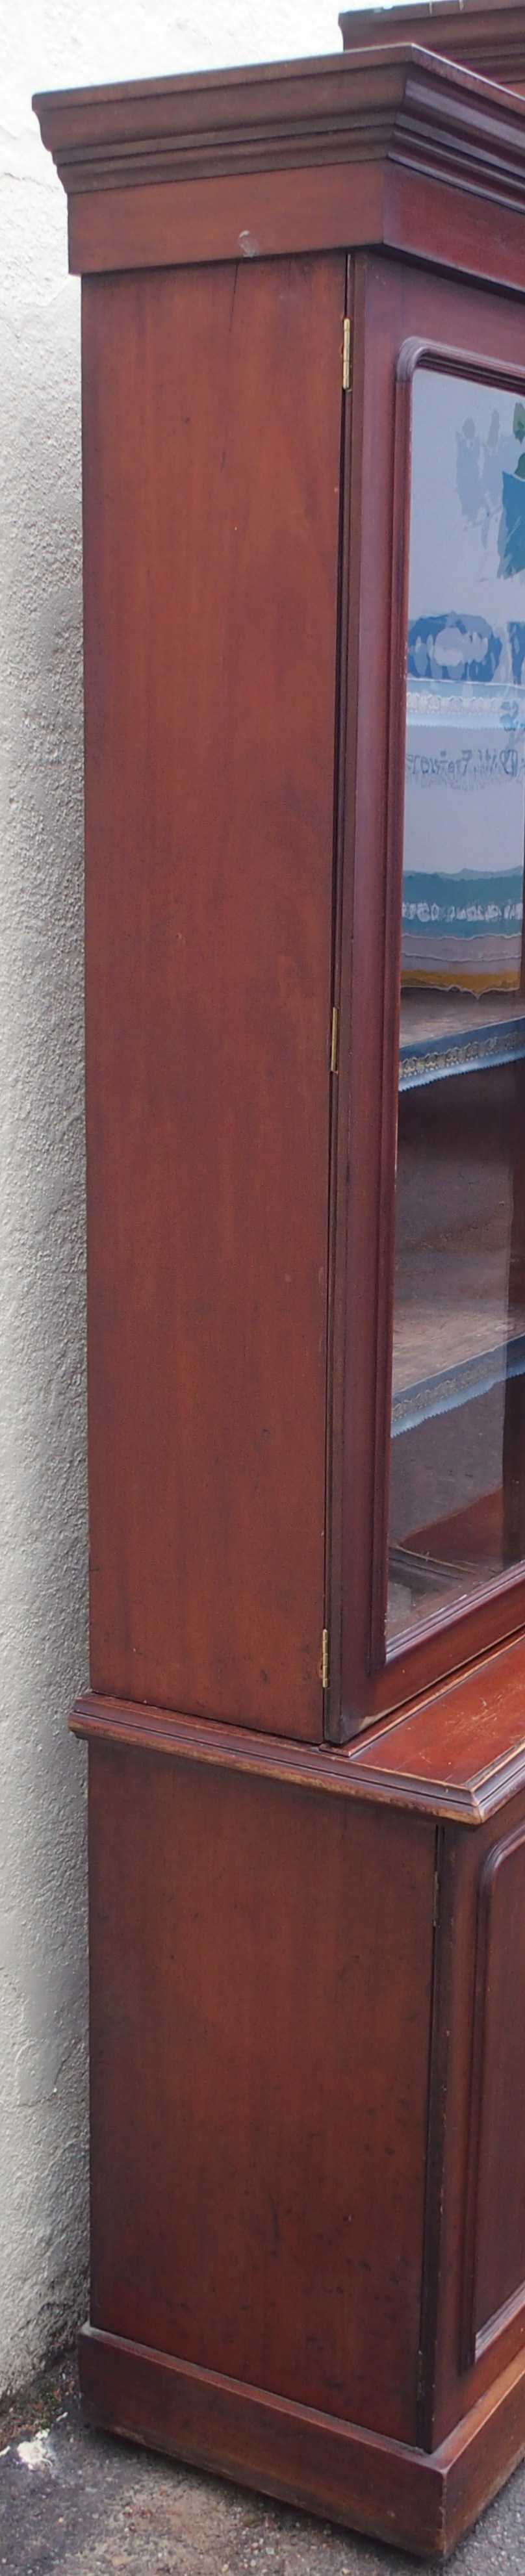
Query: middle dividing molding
xmin=71 ymin=1640 xmax=525 ymax=1822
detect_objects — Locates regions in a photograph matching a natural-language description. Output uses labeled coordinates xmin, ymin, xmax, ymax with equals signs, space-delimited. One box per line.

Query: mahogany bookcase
xmin=34 ymin=18 xmax=525 ymax=2555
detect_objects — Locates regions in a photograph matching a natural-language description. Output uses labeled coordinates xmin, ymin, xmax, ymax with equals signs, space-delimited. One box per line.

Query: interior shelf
xmin=392 ymin=1325 xmax=525 ymax=1435
xmin=399 ymin=989 xmax=525 ymax=1090
xmin=392 ymin=1232 xmax=525 ymax=1431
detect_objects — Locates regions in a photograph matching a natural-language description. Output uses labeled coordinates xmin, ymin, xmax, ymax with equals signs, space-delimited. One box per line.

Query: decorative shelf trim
xmin=32 ymin=47 xmax=525 ymax=212
xmin=399 ymin=1015 xmax=525 ymax=1090
xmin=392 ymin=1329 xmax=525 ymax=1435
xmin=71 ymin=1670 xmax=525 ymax=1822
xmin=69 ymin=1691 xmax=394 ymax=1799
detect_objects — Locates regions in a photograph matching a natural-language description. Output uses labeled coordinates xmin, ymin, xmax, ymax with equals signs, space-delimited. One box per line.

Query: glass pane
xmin=387 ymin=365 xmax=525 ymax=1648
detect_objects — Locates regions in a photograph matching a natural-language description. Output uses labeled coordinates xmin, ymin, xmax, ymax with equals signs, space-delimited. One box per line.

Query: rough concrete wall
xmin=0 ymin=0 xmax=359 ymax=2394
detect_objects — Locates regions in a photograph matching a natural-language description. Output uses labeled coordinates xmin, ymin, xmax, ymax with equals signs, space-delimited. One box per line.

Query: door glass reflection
xmin=388 ymin=366 xmax=525 ymax=1646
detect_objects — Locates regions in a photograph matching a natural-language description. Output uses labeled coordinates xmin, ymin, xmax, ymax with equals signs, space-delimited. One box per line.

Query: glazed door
xmin=331 ymin=255 xmax=525 ymax=1739
xmin=83 ymin=253 xmax=346 ymax=1738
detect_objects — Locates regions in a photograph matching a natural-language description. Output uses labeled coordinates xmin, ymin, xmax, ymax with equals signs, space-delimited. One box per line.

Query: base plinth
xmin=79 ymin=2323 xmax=525 ymax=2560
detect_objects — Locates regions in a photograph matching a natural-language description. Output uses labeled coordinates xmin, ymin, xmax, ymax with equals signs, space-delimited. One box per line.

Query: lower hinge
xmin=321 ymin=1628 xmax=329 ymax=1691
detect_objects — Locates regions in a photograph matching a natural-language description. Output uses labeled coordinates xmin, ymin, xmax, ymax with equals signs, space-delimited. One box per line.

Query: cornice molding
xmin=340 ymin=2 xmax=525 ymax=86
xmin=33 ymin=44 xmax=525 ymax=212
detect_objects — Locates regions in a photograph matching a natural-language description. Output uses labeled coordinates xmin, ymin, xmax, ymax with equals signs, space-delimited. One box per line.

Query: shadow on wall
xmin=0 ymin=264 xmax=90 ymax=2394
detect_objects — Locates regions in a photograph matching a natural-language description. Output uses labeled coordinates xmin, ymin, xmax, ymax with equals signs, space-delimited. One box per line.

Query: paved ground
xmin=3 ymin=2354 xmax=525 ymax=2575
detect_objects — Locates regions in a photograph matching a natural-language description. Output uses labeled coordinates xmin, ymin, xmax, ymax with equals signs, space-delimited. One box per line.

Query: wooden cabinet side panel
xmin=88 ymin=1745 xmax=435 ymax=2444
xmin=82 ymin=254 xmax=344 ymax=1737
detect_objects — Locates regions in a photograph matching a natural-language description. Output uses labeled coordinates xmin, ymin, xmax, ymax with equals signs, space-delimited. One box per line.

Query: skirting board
xmin=79 ymin=2323 xmax=525 ymax=2558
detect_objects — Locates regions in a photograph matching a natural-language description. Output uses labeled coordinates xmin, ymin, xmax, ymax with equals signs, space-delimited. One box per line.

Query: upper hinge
xmin=342 ymin=316 xmax=352 ymax=392
xmin=321 ymin=1628 xmax=329 ymax=1692
xmin=330 ymin=1006 xmax=339 ymax=1074
xmin=433 ymin=1867 xmax=441 ymax=1930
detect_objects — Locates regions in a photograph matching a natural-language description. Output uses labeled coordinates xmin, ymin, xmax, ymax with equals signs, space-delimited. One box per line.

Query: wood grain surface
xmin=83 ymin=253 xmax=344 ymax=1736
xmin=34 ymin=47 xmax=525 ymax=2558
xmin=32 ymin=49 xmax=525 ymax=300
xmin=467 ymin=1822 xmax=525 ymax=2356
xmin=88 ymin=1741 xmax=434 ymax=2442
xmin=340 ymin=0 xmax=525 ymax=89
xmin=339 ymin=0 xmax=525 ymax=89
xmin=33 ymin=45 xmax=525 ymax=205
xmin=70 ymin=1645 xmax=525 ymax=1820
xmin=77 ymin=2319 xmax=525 ymax=2558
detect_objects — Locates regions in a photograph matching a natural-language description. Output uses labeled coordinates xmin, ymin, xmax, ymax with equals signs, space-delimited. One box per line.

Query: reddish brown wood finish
xmin=77 ymin=2325 xmax=525 ymax=2558
xmin=70 ymin=1645 xmax=525 ymax=1821
xmin=87 ymin=1741 xmax=434 ymax=2442
xmin=66 ymin=164 xmax=379 ymax=277
xmin=464 ymin=1823 xmax=525 ymax=2362
xmin=83 ymin=253 xmax=344 ymax=1737
xmin=340 ymin=0 xmax=525 ymax=88
xmin=33 ymin=44 xmax=525 ymax=207
xmin=34 ymin=32 xmax=525 ymax=2558
xmin=62 ymin=157 xmax=525 ymax=292
xmin=82 ymin=1728 xmax=525 ymax=2547
xmin=412 ymin=1795 xmax=525 ymax=2449
xmin=33 ymin=47 xmax=525 ymax=295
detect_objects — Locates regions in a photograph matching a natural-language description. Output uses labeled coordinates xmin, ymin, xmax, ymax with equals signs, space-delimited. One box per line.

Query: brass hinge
xmin=321 ymin=1628 xmax=329 ymax=1691
xmin=330 ymin=1006 xmax=339 ymax=1073
xmin=342 ymin=316 xmax=352 ymax=392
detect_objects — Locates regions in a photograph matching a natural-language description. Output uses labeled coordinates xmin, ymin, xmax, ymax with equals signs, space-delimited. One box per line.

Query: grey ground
xmin=2 ymin=2354 xmax=525 ymax=2576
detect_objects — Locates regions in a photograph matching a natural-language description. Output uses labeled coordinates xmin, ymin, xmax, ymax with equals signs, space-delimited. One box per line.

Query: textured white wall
xmin=0 ymin=0 xmax=392 ymax=2394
